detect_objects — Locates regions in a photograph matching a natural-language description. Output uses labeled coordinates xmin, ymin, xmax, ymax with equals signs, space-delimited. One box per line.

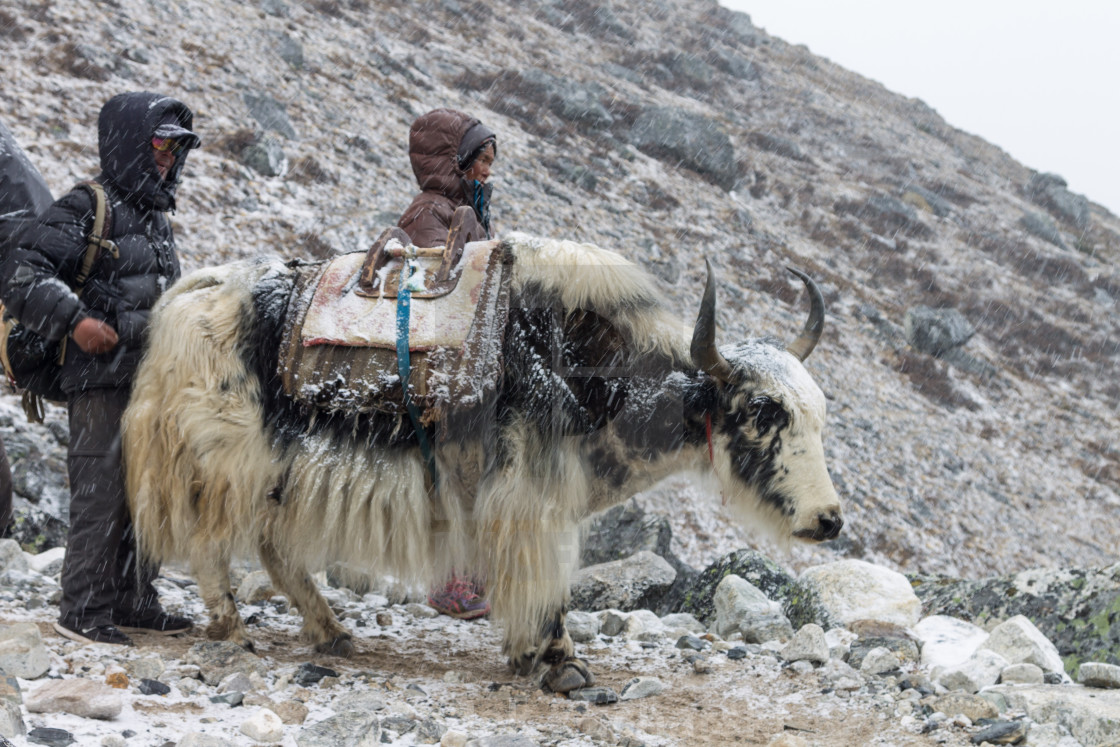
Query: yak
xmin=122 ymin=233 xmax=842 ymax=692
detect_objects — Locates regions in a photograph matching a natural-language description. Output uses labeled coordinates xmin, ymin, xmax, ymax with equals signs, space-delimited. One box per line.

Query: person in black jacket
xmin=3 ymin=92 xmax=200 ymax=646
xmin=0 ymin=118 xmax=55 ymax=536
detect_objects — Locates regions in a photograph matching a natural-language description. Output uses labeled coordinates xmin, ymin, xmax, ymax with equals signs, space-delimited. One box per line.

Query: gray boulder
xmin=629 ymin=106 xmax=738 ymax=190
xmin=904 ymin=306 xmax=976 ymax=357
xmin=1026 ymin=172 xmax=1091 ymax=229
xmin=570 ymin=550 xmax=676 ymax=612
xmin=242 ymin=93 xmax=298 ymax=139
xmin=1019 ymin=210 xmax=1068 ymax=249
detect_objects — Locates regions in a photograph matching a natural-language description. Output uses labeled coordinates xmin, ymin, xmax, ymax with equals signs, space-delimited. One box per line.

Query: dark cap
xmin=457 ymin=122 xmax=496 ymax=170
xmin=154 ymin=121 xmax=201 ymax=150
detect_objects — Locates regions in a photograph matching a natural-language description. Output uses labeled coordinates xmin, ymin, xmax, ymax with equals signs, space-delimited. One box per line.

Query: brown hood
xmin=408 ymin=108 xmax=478 ymax=199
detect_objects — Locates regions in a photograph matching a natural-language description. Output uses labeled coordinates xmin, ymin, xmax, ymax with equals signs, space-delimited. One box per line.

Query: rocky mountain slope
xmin=2 ymin=0 xmax=1118 ymax=588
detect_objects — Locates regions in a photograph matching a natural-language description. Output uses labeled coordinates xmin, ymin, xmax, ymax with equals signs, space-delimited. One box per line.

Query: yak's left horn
xmin=784 ymin=266 xmax=825 ymax=362
xmin=691 ymin=259 xmax=733 ymax=382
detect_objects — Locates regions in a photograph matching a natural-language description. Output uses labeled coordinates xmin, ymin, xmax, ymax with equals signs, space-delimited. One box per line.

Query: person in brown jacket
xmin=397 ymin=108 xmax=497 ymax=619
xmin=398 ymin=108 xmax=497 ymax=247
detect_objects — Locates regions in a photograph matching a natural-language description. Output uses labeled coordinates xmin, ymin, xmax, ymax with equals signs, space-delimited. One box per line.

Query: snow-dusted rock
xmin=780 ymin=624 xmax=829 ymax=665
xmin=597 ymin=609 xmax=628 ymax=637
xmin=1000 ymin=662 xmax=1045 ymax=685
xmin=26 ymin=546 xmax=65 ymax=577
xmin=713 ymin=573 xmax=793 ymax=644
xmin=565 ymin=610 xmax=600 ymax=642
xmin=26 ymin=678 xmax=123 ymax=720
xmin=570 ymin=550 xmax=676 ymax=612
xmin=980 ymin=615 xmax=1065 ymax=674
xmin=236 ymin=570 xmax=276 ymax=604
xmin=0 ymin=622 xmax=50 ymax=679
xmin=0 ymin=699 xmax=24 ymax=740
xmin=623 ymin=608 xmax=664 ymax=641
xmin=296 ymin=709 xmax=380 ymax=746
xmin=241 ymin=708 xmax=285 ymax=742
xmin=1078 ymin=662 xmax=1120 ymax=689
xmin=619 ymin=676 xmax=665 ymax=701
xmin=859 ymin=646 xmax=901 ymax=675
xmin=0 ymin=540 xmax=28 ymax=574
xmin=799 ymin=560 xmax=921 ymax=628
xmin=935 ymin=648 xmax=1008 ymax=693
xmin=913 ymin=615 xmax=989 ymax=668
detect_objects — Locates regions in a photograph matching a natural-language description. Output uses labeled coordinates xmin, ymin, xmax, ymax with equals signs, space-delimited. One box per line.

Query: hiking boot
xmin=427 ymin=577 xmax=490 ymax=620
xmin=113 ymin=610 xmax=194 ymax=636
xmin=53 ymin=621 xmax=134 ymax=646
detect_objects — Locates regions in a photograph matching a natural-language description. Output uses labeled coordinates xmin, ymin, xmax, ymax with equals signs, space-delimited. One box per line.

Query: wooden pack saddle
xmin=279 ymin=207 xmax=511 ymax=424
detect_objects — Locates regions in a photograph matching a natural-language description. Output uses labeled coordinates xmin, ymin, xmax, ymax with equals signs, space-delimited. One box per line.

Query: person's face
xmin=151 ymin=137 xmax=181 ymax=180
xmin=464 ymin=144 xmax=495 ymax=184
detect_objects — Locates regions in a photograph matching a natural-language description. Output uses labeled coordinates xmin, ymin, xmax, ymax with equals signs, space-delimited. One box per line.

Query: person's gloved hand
xmin=71 ymin=317 xmax=119 ymax=354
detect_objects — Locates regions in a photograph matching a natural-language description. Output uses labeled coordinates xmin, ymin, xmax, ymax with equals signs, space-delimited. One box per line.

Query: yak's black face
xmin=712 ymin=341 xmax=843 ymax=542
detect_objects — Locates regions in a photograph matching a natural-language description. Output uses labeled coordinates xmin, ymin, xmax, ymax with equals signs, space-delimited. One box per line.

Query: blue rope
xmin=396 ymin=258 xmax=438 ymax=486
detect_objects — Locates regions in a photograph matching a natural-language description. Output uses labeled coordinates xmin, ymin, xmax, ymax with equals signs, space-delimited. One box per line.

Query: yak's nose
xmin=816 ymin=510 xmax=843 ymax=540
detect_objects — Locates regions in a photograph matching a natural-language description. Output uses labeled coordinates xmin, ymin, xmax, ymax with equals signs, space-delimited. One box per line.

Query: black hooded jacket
xmin=2 ymin=92 xmax=195 ymax=392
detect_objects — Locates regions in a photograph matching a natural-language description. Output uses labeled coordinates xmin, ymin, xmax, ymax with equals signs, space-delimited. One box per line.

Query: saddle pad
xmin=302 ymin=239 xmax=499 ymax=351
xmin=279 ymin=240 xmax=510 ymax=423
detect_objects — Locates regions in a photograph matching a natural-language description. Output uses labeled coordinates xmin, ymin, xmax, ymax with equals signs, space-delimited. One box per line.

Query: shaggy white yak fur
xmin=124 ymin=233 xmax=841 ymax=688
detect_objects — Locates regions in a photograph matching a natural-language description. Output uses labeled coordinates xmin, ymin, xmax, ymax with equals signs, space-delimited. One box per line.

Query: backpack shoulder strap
xmin=72 ymin=180 xmax=119 ymax=294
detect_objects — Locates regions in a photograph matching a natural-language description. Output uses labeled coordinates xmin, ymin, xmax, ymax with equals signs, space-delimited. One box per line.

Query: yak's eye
xmin=749 ymin=396 xmax=787 ymax=434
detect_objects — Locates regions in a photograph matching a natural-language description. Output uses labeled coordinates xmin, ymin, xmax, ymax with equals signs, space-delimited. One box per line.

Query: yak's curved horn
xmin=784 ymin=266 xmax=825 ymax=362
xmin=691 ymin=259 xmax=734 ymax=382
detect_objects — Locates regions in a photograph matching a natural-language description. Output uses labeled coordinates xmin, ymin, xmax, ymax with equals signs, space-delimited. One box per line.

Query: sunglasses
xmin=151 ymin=136 xmax=186 ymax=155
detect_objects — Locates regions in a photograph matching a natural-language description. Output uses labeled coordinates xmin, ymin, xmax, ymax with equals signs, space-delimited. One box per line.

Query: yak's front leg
xmin=258 ymin=536 xmax=354 ymax=657
xmin=508 ymin=607 xmax=595 ymax=694
xmin=189 ymin=540 xmax=255 ymax=651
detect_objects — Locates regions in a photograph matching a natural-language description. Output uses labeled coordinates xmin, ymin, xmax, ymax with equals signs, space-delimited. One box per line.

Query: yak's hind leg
xmin=258 ymin=536 xmax=354 ymax=657
xmin=509 ymin=606 xmax=594 ymax=693
xmin=190 ymin=540 xmax=255 ymax=651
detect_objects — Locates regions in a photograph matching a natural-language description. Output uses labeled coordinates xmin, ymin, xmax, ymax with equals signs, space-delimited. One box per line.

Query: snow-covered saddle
xmin=277 ymin=219 xmax=510 ymax=424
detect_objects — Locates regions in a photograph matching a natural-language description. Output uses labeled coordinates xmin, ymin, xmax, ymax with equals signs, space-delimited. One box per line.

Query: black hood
xmin=98 ymin=92 xmax=199 ymax=212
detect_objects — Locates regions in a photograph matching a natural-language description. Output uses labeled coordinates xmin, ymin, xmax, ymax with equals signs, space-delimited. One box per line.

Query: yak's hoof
xmin=316 ymin=633 xmax=354 ymax=658
xmin=205 ymin=623 xmax=255 ymax=653
xmin=543 ymin=657 xmax=594 ymax=694
xmin=510 ymin=652 xmax=535 ymax=677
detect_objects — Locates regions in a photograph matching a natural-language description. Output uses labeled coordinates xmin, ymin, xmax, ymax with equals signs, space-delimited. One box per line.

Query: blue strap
xmin=396 ymin=259 xmax=438 ymax=486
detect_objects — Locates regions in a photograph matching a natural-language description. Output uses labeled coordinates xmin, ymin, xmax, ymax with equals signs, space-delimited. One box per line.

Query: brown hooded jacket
xmin=397 ymin=108 xmax=494 ymax=247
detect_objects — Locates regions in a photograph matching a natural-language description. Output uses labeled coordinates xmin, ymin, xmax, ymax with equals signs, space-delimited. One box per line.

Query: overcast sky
xmin=719 ymin=1 xmax=1120 ymax=217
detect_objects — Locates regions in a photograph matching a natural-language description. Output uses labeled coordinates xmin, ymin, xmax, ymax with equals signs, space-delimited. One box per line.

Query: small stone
xmin=619 ymin=677 xmax=664 ymax=701
xmin=105 ymin=670 xmax=129 ymax=689
xmin=26 ymin=726 xmax=75 ymax=747
xmin=859 ymin=647 xmax=902 ymax=676
xmin=218 ymin=672 xmax=253 ymax=694
xmin=440 ymin=730 xmax=469 ymax=747
xmin=210 ymin=691 xmax=244 ymax=706
xmin=675 ymin=634 xmax=706 ymax=651
xmin=999 ymin=662 xmax=1044 ymax=685
xmin=138 ymin=679 xmax=171 ymax=696
xmin=726 ymin=646 xmax=747 ymax=660
xmin=691 ymin=655 xmax=713 ymax=674
xmin=273 ymin=700 xmax=309 ymax=725
xmin=26 ymin=679 xmax=123 ymax=720
xmin=294 ymin=662 xmax=339 ymax=686
xmin=240 ymin=708 xmax=284 ymax=742
xmin=578 ymin=717 xmax=615 ymax=741
xmin=931 ymin=693 xmax=998 ymax=722
xmin=1079 ymin=661 xmax=1120 ymax=689
xmin=375 ymin=611 xmax=393 ymax=626
xmin=969 ymin=720 xmax=1027 ymax=744
xmin=780 ymin=624 xmax=829 ymax=665
xmin=567 ymin=687 xmax=619 ymax=705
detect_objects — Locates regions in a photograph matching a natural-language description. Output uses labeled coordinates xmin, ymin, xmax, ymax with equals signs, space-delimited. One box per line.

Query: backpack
xmin=0 ymin=181 xmax=117 ymax=422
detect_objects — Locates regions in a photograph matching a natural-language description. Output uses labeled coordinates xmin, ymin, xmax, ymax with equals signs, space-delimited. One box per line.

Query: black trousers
xmin=59 ymin=388 xmax=158 ymax=629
